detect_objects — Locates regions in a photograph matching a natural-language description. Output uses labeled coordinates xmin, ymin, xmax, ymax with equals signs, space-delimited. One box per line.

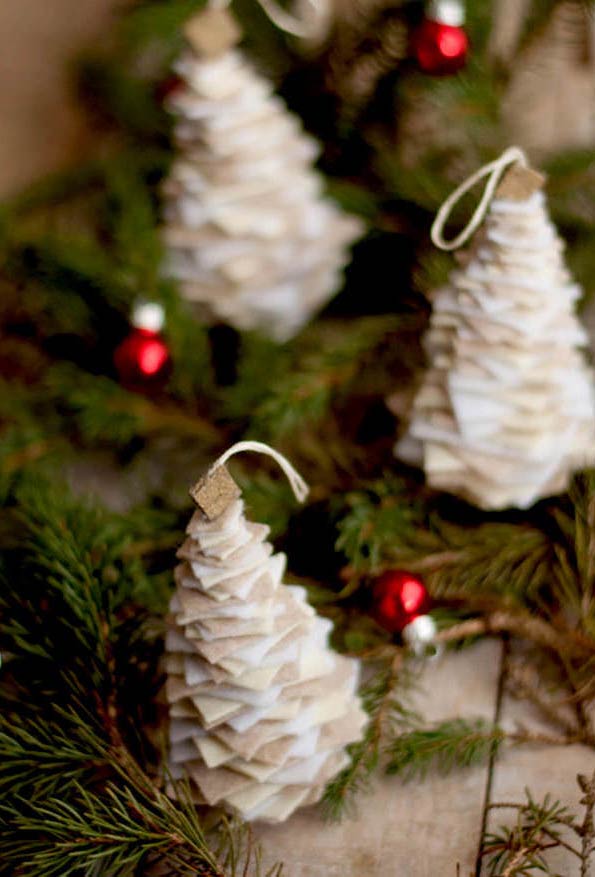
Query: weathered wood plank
xmin=256 ymin=640 xmax=502 ymax=877
xmin=482 ymin=646 xmax=595 ymax=876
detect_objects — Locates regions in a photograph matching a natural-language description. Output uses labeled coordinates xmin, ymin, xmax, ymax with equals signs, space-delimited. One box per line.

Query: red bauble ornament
xmin=114 ymin=302 xmax=171 ymax=391
xmin=413 ymin=0 xmax=468 ymax=76
xmin=372 ymin=570 xmax=431 ymax=633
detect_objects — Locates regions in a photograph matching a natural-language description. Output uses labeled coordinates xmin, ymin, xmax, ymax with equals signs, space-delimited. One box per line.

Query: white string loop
xmin=209 ymin=441 xmax=309 ymax=503
xmin=210 ymin=0 xmax=328 ymax=39
xmin=431 ymin=147 xmax=528 ymax=252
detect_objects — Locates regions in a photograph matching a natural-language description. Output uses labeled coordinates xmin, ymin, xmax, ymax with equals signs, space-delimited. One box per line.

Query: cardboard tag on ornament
xmin=496 ymin=164 xmax=545 ymax=201
xmin=184 ymin=7 xmax=241 ymax=58
xmin=191 ymin=465 xmax=241 ymax=520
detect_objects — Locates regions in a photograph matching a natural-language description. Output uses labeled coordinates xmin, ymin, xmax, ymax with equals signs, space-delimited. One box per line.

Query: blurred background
xmin=0 ymin=0 xmax=116 ymax=196
xmin=3 ymin=5 xmax=595 ymax=874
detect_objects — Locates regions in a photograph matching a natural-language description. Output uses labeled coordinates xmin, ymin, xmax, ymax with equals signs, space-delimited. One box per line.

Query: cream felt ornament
xmin=166 ymin=441 xmax=366 ymax=823
xmin=161 ymin=7 xmax=362 ymax=342
xmin=394 ymin=147 xmax=595 ymax=511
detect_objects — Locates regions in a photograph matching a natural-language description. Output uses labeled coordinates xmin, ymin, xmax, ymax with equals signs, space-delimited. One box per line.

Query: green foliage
xmin=550 ymin=470 xmax=595 ymax=634
xmin=0 ymin=478 xmax=280 ymax=877
xmin=119 ymin=0 xmax=206 ymax=56
xmin=483 ymin=791 xmax=577 ymax=877
xmin=324 ymin=660 xmax=505 ymax=819
xmin=238 ymin=471 xmax=299 ymax=540
xmin=419 ymin=519 xmax=553 ymax=606
xmin=3 ymin=1 xmax=595 ymax=868
xmin=81 ymin=54 xmax=170 ymax=138
xmin=322 ymin=661 xmax=418 ymax=820
xmin=334 ymin=475 xmax=421 ymax=573
xmin=249 ymin=317 xmax=404 ymax=439
xmin=385 ymin=718 xmax=504 ymax=780
xmin=218 ymin=332 xmax=289 ymax=424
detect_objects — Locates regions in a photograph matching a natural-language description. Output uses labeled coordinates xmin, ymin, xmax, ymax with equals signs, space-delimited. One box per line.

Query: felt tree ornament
xmin=161 ymin=7 xmax=362 ymax=342
xmin=394 ymin=147 xmax=595 ymax=511
xmin=165 ymin=441 xmax=366 ymax=823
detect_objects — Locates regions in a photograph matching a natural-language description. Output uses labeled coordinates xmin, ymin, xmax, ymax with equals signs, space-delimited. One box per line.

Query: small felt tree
xmin=395 ymin=148 xmax=595 ymax=510
xmin=161 ymin=8 xmax=362 ymax=342
xmin=166 ymin=442 xmax=366 ymax=823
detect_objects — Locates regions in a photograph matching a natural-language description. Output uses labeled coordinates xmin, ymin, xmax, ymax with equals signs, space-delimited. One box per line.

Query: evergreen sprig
xmin=249 ymin=316 xmax=406 ymax=439
xmin=322 ymin=655 xmax=417 ymax=820
xmin=0 ymin=479 xmax=282 ymax=876
xmin=385 ymin=718 xmax=504 ymax=781
xmin=480 ymin=775 xmax=595 ymax=877
xmin=334 ymin=474 xmax=422 ymax=574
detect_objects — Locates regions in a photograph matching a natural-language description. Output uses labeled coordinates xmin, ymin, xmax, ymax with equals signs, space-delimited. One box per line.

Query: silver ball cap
xmin=131 ymin=301 xmax=166 ymax=333
xmin=427 ymin=0 xmax=465 ymax=27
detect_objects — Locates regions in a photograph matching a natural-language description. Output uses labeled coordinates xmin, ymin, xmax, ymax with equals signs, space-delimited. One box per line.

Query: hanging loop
xmin=209 ymin=441 xmax=309 ymax=503
xmin=431 ymin=146 xmax=528 ymax=252
xmin=256 ymin=0 xmax=327 ymax=38
xmin=210 ymin=0 xmax=328 ymax=39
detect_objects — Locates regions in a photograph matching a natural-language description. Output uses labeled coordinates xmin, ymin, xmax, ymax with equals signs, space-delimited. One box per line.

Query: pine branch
xmin=2 ymin=777 xmax=225 ymax=877
xmin=0 ymin=480 xmax=280 ymax=876
xmin=479 ymin=772 xmax=595 ymax=877
xmin=551 ymin=471 xmax=595 ymax=633
xmin=249 ymin=316 xmax=406 ymax=439
xmin=482 ymin=791 xmax=577 ymax=877
xmin=322 ymin=653 xmax=416 ymax=819
xmin=118 ymin=0 xmax=206 ymax=55
xmin=577 ymin=770 xmax=595 ymax=877
xmin=385 ymin=719 xmax=505 ymax=781
xmin=434 ymin=611 xmax=595 ymax=661
xmin=334 ymin=474 xmax=421 ymax=574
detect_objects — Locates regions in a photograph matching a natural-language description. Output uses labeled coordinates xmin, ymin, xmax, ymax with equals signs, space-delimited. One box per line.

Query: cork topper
xmin=496 ymin=162 xmax=545 ymax=201
xmin=190 ymin=440 xmax=309 ymax=521
xmin=183 ymin=7 xmax=241 ymax=58
xmin=190 ymin=465 xmax=241 ymax=520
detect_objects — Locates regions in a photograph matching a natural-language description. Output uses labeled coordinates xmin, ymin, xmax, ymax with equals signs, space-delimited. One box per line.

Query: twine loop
xmin=211 ymin=0 xmax=328 ymax=39
xmin=209 ymin=441 xmax=309 ymax=503
xmin=431 ymin=147 xmax=528 ymax=252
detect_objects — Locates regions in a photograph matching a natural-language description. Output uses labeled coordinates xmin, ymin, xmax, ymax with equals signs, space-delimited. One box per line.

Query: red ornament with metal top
xmin=114 ymin=302 xmax=172 ymax=391
xmin=413 ymin=0 xmax=468 ymax=76
xmin=372 ymin=570 xmax=432 ymax=633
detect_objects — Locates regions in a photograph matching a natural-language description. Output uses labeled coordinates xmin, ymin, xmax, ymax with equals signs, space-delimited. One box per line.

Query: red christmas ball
xmin=413 ymin=9 xmax=468 ymax=76
xmin=114 ymin=303 xmax=171 ymax=391
xmin=114 ymin=328 xmax=171 ymax=390
xmin=372 ymin=570 xmax=431 ymax=633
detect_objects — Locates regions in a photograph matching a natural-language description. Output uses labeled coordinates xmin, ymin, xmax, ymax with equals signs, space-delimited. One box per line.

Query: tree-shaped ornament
xmin=166 ymin=442 xmax=366 ymax=823
xmin=394 ymin=148 xmax=595 ymax=511
xmin=161 ymin=7 xmax=363 ymax=342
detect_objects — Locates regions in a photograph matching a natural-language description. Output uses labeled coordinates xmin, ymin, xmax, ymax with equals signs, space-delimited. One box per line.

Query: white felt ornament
xmin=166 ymin=441 xmax=366 ymax=823
xmin=161 ymin=8 xmax=362 ymax=342
xmin=393 ymin=147 xmax=595 ymax=511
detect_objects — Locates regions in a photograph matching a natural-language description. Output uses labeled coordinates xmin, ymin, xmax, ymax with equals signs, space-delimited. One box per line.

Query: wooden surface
xmin=2 ymin=4 xmax=595 ymax=875
xmin=0 ymin=0 xmax=115 ymax=197
xmin=257 ymin=640 xmax=502 ymax=877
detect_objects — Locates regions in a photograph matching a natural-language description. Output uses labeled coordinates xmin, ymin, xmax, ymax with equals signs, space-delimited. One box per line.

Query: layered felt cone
xmin=166 ymin=457 xmax=366 ymax=823
xmin=394 ymin=158 xmax=595 ymax=510
xmin=161 ymin=9 xmax=362 ymax=342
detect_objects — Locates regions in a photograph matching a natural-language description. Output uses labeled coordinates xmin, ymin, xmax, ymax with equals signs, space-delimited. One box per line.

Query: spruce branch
xmin=481 ymin=772 xmax=595 ymax=877
xmin=250 ymin=316 xmax=406 ymax=439
xmin=434 ymin=612 xmax=595 ymax=660
xmin=0 ymin=480 xmax=281 ymax=876
xmin=385 ymin=719 xmax=505 ymax=781
xmin=322 ymin=652 xmax=415 ymax=819
xmin=577 ymin=771 xmax=595 ymax=877
xmin=483 ymin=791 xmax=576 ymax=876
xmin=335 ymin=474 xmax=421 ymax=574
